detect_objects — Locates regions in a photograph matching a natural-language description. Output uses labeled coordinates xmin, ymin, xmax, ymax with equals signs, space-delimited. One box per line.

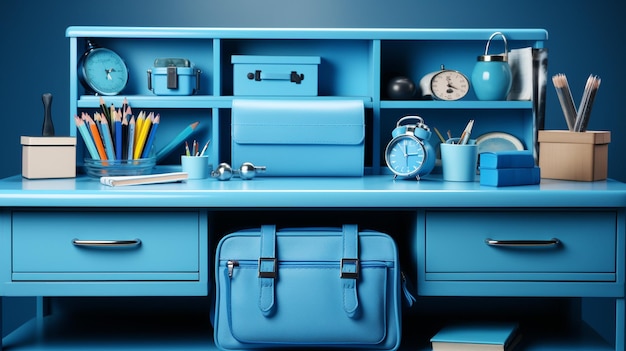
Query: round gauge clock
xmin=420 ymin=65 xmax=470 ymax=101
xmin=385 ymin=115 xmax=436 ymax=180
xmin=78 ymin=40 xmax=129 ymax=96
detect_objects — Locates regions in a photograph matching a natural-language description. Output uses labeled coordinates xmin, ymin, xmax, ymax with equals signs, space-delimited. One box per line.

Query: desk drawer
xmin=425 ymin=211 xmax=616 ymax=281
xmin=12 ymin=211 xmax=200 ymax=281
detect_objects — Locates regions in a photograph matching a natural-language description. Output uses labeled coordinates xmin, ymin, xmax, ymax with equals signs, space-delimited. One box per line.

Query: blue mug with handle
xmin=471 ymin=32 xmax=512 ymax=101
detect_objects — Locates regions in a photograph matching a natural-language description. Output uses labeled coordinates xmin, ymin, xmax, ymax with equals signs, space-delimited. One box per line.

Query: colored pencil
xmin=134 ymin=112 xmax=153 ymax=159
xmin=99 ymin=114 xmax=116 ymax=161
xmin=83 ymin=113 xmax=107 ymax=160
xmin=114 ymin=111 xmax=122 ymax=160
xmin=109 ymin=103 xmax=116 ymax=132
xmin=121 ymin=112 xmax=129 ymax=160
xmin=156 ymin=121 xmax=200 ymax=161
xmin=121 ymin=97 xmax=129 ymax=120
xmin=141 ymin=114 xmax=160 ymax=159
xmin=134 ymin=111 xmax=145 ymax=147
xmin=74 ymin=115 xmax=99 ymax=160
xmin=127 ymin=115 xmax=136 ymax=161
xmin=99 ymin=96 xmax=110 ymax=121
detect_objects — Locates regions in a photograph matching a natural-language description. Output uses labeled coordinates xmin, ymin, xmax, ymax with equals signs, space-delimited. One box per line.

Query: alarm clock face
xmin=80 ymin=47 xmax=129 ymax=95
xmin=385 ymin=136 xmax=427 ymax=177
xmin=430 ymin=69 xmax=470 ymax=101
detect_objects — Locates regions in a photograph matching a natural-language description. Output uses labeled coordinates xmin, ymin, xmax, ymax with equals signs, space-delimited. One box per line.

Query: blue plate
xmin=476 ymin=132 xmax=524 ymax=154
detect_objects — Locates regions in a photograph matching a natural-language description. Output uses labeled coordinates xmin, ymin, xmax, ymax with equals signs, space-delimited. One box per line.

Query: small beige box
xmin=21 ymin=136 xmax=77 ymax=179
xmin=538 ymin=130 xmax=610 ymax=181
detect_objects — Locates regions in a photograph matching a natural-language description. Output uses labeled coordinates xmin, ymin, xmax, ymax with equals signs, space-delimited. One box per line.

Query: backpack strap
xmin=258 ymin=224 xmax=277 ymax=316
xmin=341 ymin=224 xmax=360 ymax=318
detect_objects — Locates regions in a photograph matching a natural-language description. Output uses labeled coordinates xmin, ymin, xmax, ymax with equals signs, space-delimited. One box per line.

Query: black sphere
xmin=387 ymin=76 xmax=416 ymax=100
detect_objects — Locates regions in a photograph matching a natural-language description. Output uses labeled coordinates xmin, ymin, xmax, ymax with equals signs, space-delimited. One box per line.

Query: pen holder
xmin=181 ymin=155 xmax=209 ymax=179
xmin=83 ymin=157 xmax=156 ymax=178
xmin=538 ymin=130 xmax=610 ymax=181
xmin=440 ymin=139 xmax=478 ymax=182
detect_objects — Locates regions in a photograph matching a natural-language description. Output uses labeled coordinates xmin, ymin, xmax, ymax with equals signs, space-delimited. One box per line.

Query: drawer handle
xmin=72 ymin=239 xmax=142 ymax=248
xmin=485 ymin=238 xmax=560 ymax=247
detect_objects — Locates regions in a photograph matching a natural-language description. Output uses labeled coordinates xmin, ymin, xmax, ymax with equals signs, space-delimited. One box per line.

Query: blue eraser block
xmin=480 ymin=166 xmax=541 ymax=187
xmin=480 ymin=150 xmax=535 ymax=169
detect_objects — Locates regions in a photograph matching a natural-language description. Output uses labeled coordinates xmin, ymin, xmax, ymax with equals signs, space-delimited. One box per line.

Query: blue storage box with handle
xmin=231 ymin=99 xmax=364 ymax=176
xmin=232 ymin=55 xmax=320 ymax=96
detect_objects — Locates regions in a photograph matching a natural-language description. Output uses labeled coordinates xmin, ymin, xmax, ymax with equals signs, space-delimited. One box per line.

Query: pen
xmin=433 ymin=127 xmax=446 ymax=143
xmin=458 ymin=119 xmax=474 ymax=145
xmin=199 ymin=140 xmax=210 ymax=156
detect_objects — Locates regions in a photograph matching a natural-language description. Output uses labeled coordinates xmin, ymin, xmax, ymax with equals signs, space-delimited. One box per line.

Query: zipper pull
xmin=401 ymin=271 xmax=416 ymax=308
xmin=227 ymin=260 xmax=239 ymax=277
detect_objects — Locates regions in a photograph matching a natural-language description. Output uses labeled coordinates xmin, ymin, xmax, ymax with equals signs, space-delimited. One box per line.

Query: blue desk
xmin=0 ymin=174 xmax=624 ymax=350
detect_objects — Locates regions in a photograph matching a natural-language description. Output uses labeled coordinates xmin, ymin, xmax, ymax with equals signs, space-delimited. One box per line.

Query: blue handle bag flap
xmin=231 ymin=99 xmax=365 ymax=176
xmin=213 ymin=225 xmax=403 ymax=351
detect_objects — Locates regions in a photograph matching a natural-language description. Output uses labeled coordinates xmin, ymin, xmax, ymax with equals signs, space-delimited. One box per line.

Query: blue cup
xmin=440 ymin=141 xmax=478 ymax=182
xmin=181 ymin=155 xmax=209 ymax=179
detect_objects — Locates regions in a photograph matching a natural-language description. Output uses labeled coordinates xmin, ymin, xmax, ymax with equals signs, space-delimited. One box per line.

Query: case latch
xmin=167 ymin=66 xmax=178 ymax=89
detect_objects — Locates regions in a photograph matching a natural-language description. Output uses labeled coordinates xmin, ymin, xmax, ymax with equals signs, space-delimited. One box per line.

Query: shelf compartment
xmin=220 ymin=39 xmax=375 ymax=97
xmin=3 ymin=313 xmax=614 ymax=351
xmin=74 ymin=37 xmax=215 ymax=97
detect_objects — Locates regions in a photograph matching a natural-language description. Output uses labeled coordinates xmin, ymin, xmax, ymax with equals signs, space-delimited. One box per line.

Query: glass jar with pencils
xmin=75 ymin=106 xmax=159 ymax=177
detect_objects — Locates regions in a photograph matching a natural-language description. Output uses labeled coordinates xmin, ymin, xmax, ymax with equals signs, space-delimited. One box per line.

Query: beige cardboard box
xmin=538 ymin=130 xmax=610 ymax=181
xmin=21 ymin=136 xmax=76 ymax=179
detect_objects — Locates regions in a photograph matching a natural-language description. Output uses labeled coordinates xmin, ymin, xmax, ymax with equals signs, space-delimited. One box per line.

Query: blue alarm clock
xmin=78 ymin=40 xmax=129 ymax=96
xmin=385 ymin=115 xmax=436 ymax=180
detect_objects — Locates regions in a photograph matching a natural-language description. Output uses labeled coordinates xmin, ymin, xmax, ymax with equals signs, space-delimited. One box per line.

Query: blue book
xmin=480 ymin=166 xmax=541 ymax=187
xmin=430 ymin=322 xmax=520 ymax=351
xmin=480 ymin=150 xmax=535 ymax=169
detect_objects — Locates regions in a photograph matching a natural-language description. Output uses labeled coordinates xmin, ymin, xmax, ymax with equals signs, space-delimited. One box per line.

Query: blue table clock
xmin=78 ymin=40 xmax=129 ymax=96
xmin=385 ymin=115 xmax=436 ymax=180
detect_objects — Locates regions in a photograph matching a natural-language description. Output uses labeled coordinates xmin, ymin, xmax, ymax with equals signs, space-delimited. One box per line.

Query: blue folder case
xmin=231 ymin=99 xmax=365 ymax=176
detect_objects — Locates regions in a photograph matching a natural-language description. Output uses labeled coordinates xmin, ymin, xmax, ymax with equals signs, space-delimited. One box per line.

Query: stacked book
xmin=430 ymin=322 xmax=521 ymax=351
xmin=479 ymin=151 xmax=540 ymax=187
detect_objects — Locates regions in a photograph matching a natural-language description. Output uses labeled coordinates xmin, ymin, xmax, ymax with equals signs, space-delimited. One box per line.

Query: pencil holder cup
xmin=472 ymin=32 xmax=512 ymax=101
xmin=181 ymin=155 xmax=209 ymax=179
xmin=440 ymin=140 xmax=478 ymax=182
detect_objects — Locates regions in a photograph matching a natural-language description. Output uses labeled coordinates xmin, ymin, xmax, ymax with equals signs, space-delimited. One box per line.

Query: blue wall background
xmin=1 ymin=0 xmax=624 ymax=181
xmin=1 ymin=0 xmax=624 ymax=337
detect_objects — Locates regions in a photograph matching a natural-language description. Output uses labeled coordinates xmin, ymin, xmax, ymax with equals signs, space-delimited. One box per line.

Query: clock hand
xmin=105 ymin=68 xmax=117 ymax=80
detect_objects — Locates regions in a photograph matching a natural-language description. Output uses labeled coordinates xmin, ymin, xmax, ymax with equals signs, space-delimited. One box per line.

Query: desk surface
xmin=1 ymin=173 xmax=625 ymax=209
